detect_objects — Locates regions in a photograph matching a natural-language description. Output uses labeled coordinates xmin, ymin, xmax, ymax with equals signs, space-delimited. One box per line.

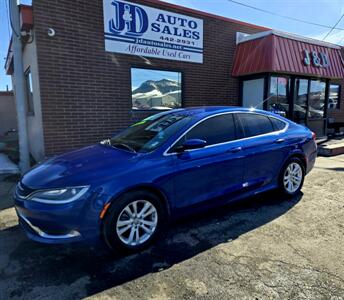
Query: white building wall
xmin=22 ymin=38 xmax=45 ymax=162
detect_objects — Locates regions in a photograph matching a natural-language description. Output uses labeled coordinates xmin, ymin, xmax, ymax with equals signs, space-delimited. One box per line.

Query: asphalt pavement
xmin=0 ymin=156 xmax=343 ymax=299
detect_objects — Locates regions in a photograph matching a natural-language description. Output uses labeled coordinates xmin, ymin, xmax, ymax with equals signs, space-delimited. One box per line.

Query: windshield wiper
xmin=110 ymin=142 xmax=137 ymax=153
xmin=100 ymin=139 xmax=136 ymax=153
xmin=100 ymin=139 xmax=111 ymax=146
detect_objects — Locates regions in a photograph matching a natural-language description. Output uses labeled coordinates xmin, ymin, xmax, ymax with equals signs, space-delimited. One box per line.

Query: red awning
xmin=232 ymin=31 xmax=344 ymax=79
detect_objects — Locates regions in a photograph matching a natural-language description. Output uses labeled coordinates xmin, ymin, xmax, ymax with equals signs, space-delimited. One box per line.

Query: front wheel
xmin=279 ymin=158 xmax=305 ymax=196
xmin=102 ymin=190 xmax=166 ymax=253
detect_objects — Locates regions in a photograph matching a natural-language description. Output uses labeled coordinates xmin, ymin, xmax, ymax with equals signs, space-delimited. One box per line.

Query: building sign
xmin=303 ymin=49 xmax=330 ymax=68
xmin=103 ymin=0 xmax=204 ymax=63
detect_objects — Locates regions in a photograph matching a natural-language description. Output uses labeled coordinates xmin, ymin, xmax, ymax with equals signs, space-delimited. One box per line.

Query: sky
xmin=1 ymin=0 xmax=344 ymax=91
xmin=132 ymin=68 xmax=181 ymax=91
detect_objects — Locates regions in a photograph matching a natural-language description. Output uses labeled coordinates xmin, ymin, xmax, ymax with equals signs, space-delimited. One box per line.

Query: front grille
xmin=16 ymin=182 xmax=35 ymax=199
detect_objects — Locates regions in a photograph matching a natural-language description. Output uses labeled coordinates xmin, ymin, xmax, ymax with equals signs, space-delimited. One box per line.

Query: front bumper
xmin=14 ymin=188 xmax=109 ymax=244
xmin=16 ymin=209 xmax=82 ymax=243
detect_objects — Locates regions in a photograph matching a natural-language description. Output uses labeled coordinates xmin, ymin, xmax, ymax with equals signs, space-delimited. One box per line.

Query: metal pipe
xmin=10 ymin=0 xmax=30 ymax=173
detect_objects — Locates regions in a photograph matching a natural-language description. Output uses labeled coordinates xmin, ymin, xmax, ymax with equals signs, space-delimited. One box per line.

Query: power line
xmin=227 ymin=0 xmax=344 ymax=31
xmin=4 ymin=0 xmax=11 ymax=41
xmin=8 ymin=0 xmax=19 ymax=37
xmin=322 ymin=13 xmax=344 ymax=41
xmin=339 ymin=34 xmax=344 ymax=45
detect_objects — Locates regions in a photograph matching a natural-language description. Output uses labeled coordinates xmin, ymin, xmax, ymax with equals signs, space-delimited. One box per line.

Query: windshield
xmin=108 ymin=111 xmax=192 ymax=153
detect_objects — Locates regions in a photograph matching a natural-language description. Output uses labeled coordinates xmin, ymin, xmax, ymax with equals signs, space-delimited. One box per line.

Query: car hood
xmin=21 ymin=144 xmax=141 ymax=189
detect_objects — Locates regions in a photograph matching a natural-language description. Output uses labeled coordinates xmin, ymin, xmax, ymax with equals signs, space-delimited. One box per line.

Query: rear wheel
xmin=279 ymin=158 xmax=305 ymax=196
xmin=102 ymin=190 xmax=166 ymax=253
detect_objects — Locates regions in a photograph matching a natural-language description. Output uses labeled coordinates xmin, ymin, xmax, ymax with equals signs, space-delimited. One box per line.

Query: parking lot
xmin=0 ymin=155 xmax=344 ymax=299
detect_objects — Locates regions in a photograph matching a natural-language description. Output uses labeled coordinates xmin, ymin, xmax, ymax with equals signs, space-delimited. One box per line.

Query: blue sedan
xmin=14 ymin=107 xmax=317 ymax=253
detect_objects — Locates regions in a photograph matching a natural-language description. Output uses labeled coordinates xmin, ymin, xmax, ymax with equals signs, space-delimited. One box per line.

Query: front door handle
xmin=227 ymin=146 xmax=242 ymax=153
xmin=275 ymin=138 xmax=285 ymax=144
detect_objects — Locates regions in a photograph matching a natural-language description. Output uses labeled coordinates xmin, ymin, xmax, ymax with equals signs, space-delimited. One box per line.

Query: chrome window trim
xmin=163 ymin=111 xmax=289 ymax=156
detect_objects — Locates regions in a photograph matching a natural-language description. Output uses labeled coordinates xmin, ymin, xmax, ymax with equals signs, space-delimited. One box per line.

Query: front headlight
xmin=28 ymin=186 xmax=89 ymax=204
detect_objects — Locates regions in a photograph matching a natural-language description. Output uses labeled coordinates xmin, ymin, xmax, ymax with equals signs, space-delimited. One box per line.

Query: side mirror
xmin=176 ymin=139 xmax=207 ymax=152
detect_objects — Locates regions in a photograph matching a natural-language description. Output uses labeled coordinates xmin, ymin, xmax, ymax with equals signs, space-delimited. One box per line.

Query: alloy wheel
xmin=116 ymin=200 xmax=158 ymax=246
xmin=283 ymin=162 xmax=303 ymax=193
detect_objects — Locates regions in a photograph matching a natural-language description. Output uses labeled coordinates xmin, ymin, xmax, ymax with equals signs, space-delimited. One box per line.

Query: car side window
xmin=269 ymin=117 xmax=286 ymax=131
xmin=238 ymin=113 xmax=274 ymax=137
xmin=172 ymin=114 xmax=237 ymax=151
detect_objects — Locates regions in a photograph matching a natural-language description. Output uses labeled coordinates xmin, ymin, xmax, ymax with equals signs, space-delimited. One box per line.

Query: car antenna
xmin=252 ymin=94 xmax=274 ymax=110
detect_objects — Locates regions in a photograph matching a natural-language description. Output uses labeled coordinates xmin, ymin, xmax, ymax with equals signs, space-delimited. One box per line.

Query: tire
xmin=278 ymin=157 xmax=305 ymax=197
xmin=102 ymin=190 xmax=166 ymax=253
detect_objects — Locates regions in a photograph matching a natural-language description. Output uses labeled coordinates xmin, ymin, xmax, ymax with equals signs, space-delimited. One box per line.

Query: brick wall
xmin=32 ymin=0 xmax=265 ymax=155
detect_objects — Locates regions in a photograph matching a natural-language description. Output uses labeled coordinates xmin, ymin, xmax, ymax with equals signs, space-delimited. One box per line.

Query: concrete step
xmin=0 ymin=153 xmax=19 ymax=175
xmin=318 ymin=141 xmax=344 ymax=157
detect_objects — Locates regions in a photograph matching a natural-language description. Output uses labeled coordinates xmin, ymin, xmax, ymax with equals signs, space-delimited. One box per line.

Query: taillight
xmin=311 ymin=131 xmax=316 ymax=140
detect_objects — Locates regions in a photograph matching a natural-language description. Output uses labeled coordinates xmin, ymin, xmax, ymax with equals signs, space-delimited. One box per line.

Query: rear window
xmin=238 ymin=113 xmax=274 ymax=137
xmin=269 ymin=117 xmax=286 ymax=131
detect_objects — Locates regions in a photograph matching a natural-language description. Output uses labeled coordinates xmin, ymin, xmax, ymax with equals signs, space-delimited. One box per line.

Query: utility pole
xmin=9 ymin=0 xmax=30 ymax=173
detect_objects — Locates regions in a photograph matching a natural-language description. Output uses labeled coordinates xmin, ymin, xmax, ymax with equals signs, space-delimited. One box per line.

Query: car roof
xmin=181 ymin=106 xmax=253 ymax=114
xmin=167 ymin=106 xmax=284 ymax=119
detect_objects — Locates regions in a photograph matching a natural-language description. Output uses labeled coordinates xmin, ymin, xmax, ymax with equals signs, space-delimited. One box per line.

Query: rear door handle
xmin=227 ymin=146 xmax=242 ymax=153
xmin=275 ymin=138 xmax=285 ymax=144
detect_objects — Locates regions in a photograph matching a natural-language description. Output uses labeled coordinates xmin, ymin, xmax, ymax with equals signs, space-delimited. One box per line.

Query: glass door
xmin=294 ymin=78 xmax=309 ymax=126
xmin=292 ymin=78 xmax=327 ymax=137
xmin=308 ymin=80 xmax=327 ymax=137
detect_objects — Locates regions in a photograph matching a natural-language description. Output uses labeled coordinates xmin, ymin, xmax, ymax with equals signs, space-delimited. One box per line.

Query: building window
xmin=267 ymin=76 xmax=289 ymax=118
xmin=131 ymin=68 xmax=182 ymax=110
xmin=328 ymin=84 xmax=341 ymax=110
xmin=242 ymin=78 xmax=265 ymax=109
xmin=25 ymin=68 xmax=34 ymax=115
